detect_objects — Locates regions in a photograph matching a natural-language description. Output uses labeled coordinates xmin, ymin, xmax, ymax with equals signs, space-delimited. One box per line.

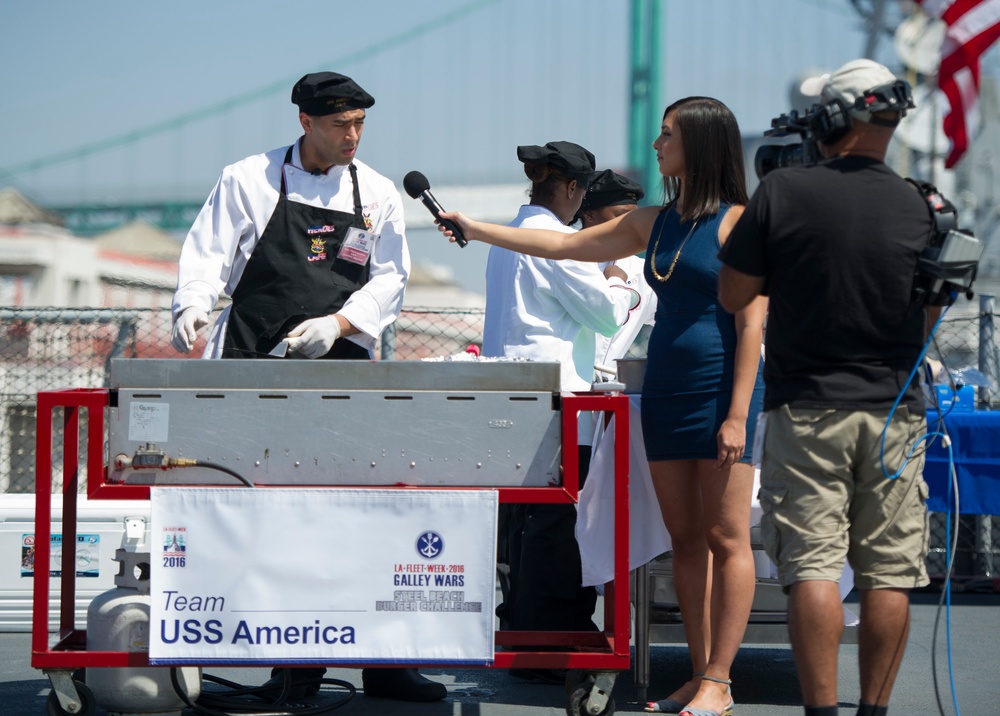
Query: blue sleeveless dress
xmin=640 ymin=204 xmax=764 ymax=462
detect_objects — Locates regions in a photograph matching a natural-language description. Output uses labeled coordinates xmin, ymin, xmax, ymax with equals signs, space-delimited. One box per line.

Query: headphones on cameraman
xmin=806 ymin=79 xmax=915 ymax=145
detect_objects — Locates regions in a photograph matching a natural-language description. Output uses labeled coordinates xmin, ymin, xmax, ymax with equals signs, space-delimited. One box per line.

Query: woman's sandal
xmin=643 ymin=672 xmax=704 ymax=713
xmin=678 ymin=675 xmax=735 ymax=716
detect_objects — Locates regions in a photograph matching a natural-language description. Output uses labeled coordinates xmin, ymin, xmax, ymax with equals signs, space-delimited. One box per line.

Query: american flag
xmin=916 ymin=0 xmax=1000 ymax=167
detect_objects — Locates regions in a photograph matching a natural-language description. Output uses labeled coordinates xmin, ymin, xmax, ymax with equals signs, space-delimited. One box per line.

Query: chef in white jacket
xmin=168 ymin=72 xmax=443 ymax=704
xmin=576 ymin=169 xmax=656 ymax=370
xmin=170 ymin=71 xmax=409 ymax=362
xmin=482 ymin=147 xmax=638 ymax=389
xmin=486 ymin=141 xmax=638 ymax=684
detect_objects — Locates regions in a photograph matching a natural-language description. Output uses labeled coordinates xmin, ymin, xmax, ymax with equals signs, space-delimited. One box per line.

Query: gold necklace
xmin=649 ymin=209 xmax=699 ymax=282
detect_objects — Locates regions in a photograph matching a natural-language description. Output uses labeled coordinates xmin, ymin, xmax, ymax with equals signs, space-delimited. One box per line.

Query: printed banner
xmin=149 ymin=488 xmax=497 ymax=665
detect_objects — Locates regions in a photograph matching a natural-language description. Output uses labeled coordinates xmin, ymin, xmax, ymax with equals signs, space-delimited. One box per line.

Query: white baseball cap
xmin=819 ymin=59 xmax=904 ymax=123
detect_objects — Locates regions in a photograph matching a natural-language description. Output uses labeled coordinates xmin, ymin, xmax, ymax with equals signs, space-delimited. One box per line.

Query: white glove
xmin=171 ymin=307 xmax=209 ymax=353
xmin=284 ymin=315 xmax=342 ymax=359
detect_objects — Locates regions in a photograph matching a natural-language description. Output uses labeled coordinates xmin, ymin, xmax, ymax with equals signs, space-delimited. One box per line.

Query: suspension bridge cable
xmin=1 ymin=0 xmax=500 ymax=179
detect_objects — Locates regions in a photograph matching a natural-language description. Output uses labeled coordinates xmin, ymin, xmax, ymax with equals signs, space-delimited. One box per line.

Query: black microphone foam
xmin=402 ymin=171 xmax=467 ymax=248
xmin=403 ymin=171 xmax=430 ymax=198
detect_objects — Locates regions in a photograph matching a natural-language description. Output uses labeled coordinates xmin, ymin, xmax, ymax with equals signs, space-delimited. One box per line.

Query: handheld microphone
xmin=402 ymin=171 xmax=468 ymax=247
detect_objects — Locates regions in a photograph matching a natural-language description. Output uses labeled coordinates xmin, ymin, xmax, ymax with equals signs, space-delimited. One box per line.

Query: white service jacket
xmin=595 ymin=255 xmax=657 ymax=369
xmin=172 ymin=140 xmax=410 ymax=357
xmin=482 ymin=205 xmax=637 ymax=393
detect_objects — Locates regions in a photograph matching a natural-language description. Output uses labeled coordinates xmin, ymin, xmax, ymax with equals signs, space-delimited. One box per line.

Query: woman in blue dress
xmin=437 ymin=97 xmax=766 ymax=716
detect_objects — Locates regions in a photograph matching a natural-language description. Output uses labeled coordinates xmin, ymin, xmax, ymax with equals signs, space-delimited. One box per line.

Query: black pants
xmin=496 ymin=446 xmax=597 ymax=633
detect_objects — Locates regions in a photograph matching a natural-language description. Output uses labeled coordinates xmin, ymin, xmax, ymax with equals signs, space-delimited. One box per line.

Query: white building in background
xmin=0 ymin=188 xmax=178 ymax=308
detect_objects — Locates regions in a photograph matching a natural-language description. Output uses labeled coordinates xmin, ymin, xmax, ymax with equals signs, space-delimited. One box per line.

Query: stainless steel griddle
xmin=107 ymin=359 xmax=563 ymax=487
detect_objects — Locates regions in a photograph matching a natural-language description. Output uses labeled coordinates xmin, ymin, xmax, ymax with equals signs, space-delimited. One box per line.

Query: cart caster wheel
xmin=567 ymin=684 xmax=615 ymax=716
xmin=564 ymin=669 xmax=592 ymax=694
xmin=46 ymin=681 xmax=95 ymax=716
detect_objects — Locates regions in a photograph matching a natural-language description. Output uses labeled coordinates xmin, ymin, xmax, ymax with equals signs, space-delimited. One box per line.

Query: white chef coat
xmin=595 ymin=255 xmax=657 ymax=368
xmin=172 ymin=139 xmax=410 ymax=358
xmin=482 ymin=204 xmax=637 ymax=393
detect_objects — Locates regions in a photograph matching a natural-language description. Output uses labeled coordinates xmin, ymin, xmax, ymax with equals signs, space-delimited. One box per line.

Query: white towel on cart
xmin=577 ymin=397 xmax=670 ymax=587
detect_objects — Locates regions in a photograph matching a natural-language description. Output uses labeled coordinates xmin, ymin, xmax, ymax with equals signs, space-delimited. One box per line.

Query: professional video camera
xmin=909 ymin=180 xmax=985 ymax=307
xmin=754 ymin=78 xmax=915 ymax=180
xmin=753 ymin=110 xmax=824 ymax=179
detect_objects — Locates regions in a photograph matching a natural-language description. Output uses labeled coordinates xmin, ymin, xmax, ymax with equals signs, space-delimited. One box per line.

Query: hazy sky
xmin=0 ymin=0 xmax=974 ymax=291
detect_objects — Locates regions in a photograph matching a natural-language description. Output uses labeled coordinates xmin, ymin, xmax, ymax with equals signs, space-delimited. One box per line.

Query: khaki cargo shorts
xmin=758 ymin=404 xmax=930 ymax=591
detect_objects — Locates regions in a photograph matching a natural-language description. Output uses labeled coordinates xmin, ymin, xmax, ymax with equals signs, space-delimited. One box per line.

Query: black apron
xmin=222 ymin=146 xmax=371 ymax=360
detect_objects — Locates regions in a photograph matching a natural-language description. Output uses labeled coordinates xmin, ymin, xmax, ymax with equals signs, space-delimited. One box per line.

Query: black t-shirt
xmin=719 ymin=155 xmax=933 ymax=412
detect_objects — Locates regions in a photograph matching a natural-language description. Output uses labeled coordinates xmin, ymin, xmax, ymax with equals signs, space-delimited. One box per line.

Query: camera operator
xmin=718 ymin=59 xmax=936 ymax=716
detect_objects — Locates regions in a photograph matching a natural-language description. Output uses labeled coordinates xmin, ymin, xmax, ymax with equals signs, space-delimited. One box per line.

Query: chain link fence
xmin=1 ymin=304 xmax=998 ymax=577
xmin=925 ymin=296 xmax=1000 ymax=408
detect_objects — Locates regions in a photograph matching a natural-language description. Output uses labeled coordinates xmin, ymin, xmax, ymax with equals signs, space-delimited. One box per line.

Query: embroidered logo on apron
xmin=362 ymin=202 xmax=378 ymax=232
xmin=308 ymin=238 xmax=327 ymax=262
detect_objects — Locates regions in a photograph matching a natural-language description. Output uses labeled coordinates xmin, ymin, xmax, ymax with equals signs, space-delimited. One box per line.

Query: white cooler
xmin=0 ymin=494 xmax=149 ymax=632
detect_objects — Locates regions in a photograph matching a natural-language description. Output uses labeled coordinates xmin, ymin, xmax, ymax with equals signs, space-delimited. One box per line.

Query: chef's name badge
xmin=337 ymin=227 xmax=375 ymax=265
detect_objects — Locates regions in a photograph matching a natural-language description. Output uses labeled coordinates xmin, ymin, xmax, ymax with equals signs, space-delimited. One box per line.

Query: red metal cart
xmin=32 ymin=381 xmax=631 ymax=716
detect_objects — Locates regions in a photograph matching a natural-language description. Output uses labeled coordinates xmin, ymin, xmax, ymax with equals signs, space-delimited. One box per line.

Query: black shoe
xmin=257 ymin=667 xmax=324 ymax=702
xmin=361 ymin=667 xmax=447 ymax=702
xmin=508 ymin=667 xmax=569 ymax=685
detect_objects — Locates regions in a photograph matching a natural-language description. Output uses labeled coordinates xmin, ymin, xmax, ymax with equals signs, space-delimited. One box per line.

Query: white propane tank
xmin=87 ymin=523 xmax=201 ymax=716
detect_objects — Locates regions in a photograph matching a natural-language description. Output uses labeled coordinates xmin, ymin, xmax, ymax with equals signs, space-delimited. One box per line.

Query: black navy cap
xmin=516 ymin=141 xmax=596 ymax=183
xmin=580 ymin=170 xmax=645 ymax=211
xmin=291 ymin=72 xmax=375 ymax=116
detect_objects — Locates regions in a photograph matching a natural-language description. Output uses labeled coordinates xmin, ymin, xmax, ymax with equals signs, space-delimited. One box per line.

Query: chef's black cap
xmin=291 ymin=72 xmax=375 ymax=116
xmin=580 ymin=170 xmax=645 ymax=211
xmin=516 ymin=141 xmax=596 ymax=183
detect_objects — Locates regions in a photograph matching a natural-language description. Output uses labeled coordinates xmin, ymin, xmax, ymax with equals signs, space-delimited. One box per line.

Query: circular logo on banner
xmin=416 ymin=531 xmax=444 ymax=560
